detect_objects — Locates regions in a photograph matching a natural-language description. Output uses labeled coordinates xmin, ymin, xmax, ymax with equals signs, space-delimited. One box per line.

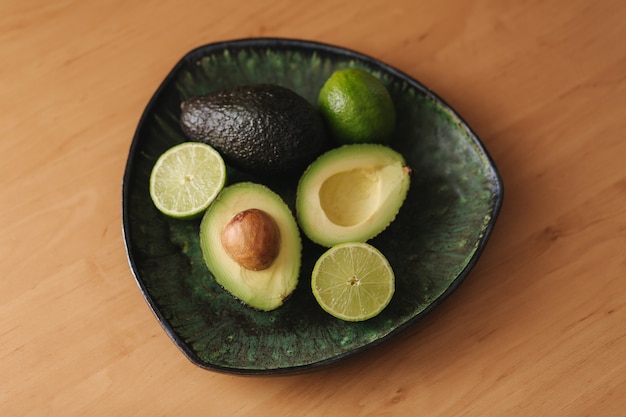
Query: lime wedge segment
xmin=149 ymin=142 xmax=226 ymax=219
xmin=311 ymin=242 xmax=395 ymax=321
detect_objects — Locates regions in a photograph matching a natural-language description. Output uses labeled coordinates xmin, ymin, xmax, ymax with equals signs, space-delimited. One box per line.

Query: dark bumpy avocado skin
xmin=180 ymin=84 xmax=329 ymax=178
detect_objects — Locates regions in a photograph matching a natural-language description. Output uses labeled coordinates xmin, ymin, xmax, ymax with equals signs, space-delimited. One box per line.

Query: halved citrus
xmin=311 ymin=242 xmax=395 ymax=321
xmin=149 ymin=142 xmax=226 ymax=219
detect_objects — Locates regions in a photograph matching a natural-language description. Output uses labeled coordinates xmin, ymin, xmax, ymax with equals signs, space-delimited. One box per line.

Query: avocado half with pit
xmin=199 ymin=182 xmax=301 ymax=311
xmin=296 ymin=144 xmax=411 ymax=247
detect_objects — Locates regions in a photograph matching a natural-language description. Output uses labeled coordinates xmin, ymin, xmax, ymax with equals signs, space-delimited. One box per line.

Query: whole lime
xmin=317 ymin=68 xmax=396 ymax=145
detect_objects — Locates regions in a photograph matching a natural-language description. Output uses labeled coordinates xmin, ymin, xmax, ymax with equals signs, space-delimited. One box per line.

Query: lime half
xmin=149 ymin=142 xmax=226 ymax=219
xmin=311 ymin=242 xmax=395 ymax=321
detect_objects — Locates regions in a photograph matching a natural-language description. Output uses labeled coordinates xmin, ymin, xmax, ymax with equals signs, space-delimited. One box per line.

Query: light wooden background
xmin=1 ymin=0 xmax=625 ymax=415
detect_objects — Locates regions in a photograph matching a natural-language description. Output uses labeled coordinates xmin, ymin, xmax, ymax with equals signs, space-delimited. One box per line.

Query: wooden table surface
xmin=2 ymin=0 xmax=625 ymax=415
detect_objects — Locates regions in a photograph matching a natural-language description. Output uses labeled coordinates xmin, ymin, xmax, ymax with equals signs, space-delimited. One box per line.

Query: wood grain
xmin=1 ymin=0 xmax=625 ymax=415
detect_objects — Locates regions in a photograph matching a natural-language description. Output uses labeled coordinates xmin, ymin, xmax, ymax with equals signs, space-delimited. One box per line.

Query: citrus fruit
xmin=318 ymin=68 xmax=396 ymax=145
xmin=149 ymin=142 xmax=226 ymax=219
xmin=311 ymin=242 xmax=395 ymax=321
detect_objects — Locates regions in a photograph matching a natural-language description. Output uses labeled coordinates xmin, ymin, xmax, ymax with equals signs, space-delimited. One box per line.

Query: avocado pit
xmin=221 ymin=208 xmax=281 ymax=271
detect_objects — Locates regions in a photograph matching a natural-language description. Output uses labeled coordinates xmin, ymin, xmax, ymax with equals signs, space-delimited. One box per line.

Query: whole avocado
xmin=180 ymin=84 xmax=329 ymax=178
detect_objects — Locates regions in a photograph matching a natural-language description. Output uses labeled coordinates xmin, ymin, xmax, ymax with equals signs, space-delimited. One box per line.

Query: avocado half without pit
xmin=296 ymin=144 xmax=411 ymax=247
xmin=200 ymin=182 xmax=302 ymax=311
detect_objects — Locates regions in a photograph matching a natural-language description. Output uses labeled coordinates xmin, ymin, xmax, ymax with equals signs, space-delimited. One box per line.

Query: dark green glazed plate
xmin=122 ymin=38 xmax=503 ymax=375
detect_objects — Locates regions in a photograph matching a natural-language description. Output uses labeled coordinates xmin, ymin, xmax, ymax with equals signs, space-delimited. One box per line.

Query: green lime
xmin=311 ymin=242 xmax=395 ymax=321
xmin=149 ymin=142 xmax=226 ymax=219
xmin=318 ymin=68 xmax=396 ymax=145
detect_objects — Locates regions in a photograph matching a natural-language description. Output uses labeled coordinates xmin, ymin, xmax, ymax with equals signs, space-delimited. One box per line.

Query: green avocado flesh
xmin=180 ymin=84 xmax=329 ymax=178
xmin=200 ymin=182 xmax=302 ymax=311
xmin=296 ymin=144 xmax=411 ymax=247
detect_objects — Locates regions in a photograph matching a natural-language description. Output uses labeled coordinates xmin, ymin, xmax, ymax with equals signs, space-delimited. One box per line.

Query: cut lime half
xmin=149 ymin=142 xmax=226 ymax=219
xmin=311 ymin=242 xmax=395 ymax=321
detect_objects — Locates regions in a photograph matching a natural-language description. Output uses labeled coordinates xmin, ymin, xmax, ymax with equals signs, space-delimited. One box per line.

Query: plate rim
xmin=121 ymin=37 xmax=504 ymax=375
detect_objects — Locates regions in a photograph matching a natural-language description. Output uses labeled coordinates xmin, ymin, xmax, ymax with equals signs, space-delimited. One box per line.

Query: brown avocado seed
xmin=221 ymin=208 xmax=281 ymax=271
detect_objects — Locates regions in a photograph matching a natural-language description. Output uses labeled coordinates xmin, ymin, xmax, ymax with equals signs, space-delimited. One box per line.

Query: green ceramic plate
xmin=122 ymin=38 xmax=503 ymax=375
